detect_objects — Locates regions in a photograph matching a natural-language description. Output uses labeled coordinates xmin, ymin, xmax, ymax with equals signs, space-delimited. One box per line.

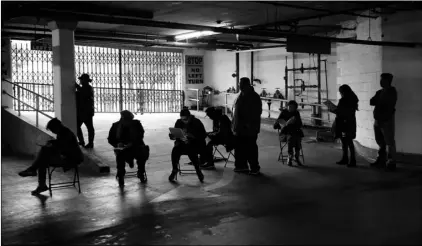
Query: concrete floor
xmin=2 ymin=113 xmax=422 ymax=245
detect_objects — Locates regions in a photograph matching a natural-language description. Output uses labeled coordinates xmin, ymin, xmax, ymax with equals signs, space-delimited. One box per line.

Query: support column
xmin=48 ymin=20 xmax=78 ymax=134
xmin=1 ymin=38 xmax=13 ymax=109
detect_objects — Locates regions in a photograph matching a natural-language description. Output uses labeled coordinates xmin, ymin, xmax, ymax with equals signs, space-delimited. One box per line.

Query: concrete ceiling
xmin=2 ymin=1 xmax=421 ymax=50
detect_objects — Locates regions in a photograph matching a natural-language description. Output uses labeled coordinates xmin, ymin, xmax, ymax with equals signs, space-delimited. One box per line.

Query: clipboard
xmin=323 ymin=100 xmax=337 ymax=110
xmin=169 ymin=127 xmax=187 ymax=139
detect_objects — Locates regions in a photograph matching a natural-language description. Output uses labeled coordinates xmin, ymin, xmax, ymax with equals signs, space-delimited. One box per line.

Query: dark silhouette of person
xmin=168 ymin=109 xmax=205 ymax=182
xmin=329 ymin=84 xmax=359 ymax=167
xmin=370 ymin=73 xmax=397 ymax=171
xmin=18 ymin=118 xmax=84 ymax=195
xmin=274 ymin=100 xmax=304 ymax=166
xmin=76 ymin=73 xmax=95 ymax=149
xmin=232 ymin=77 xmax=262 ymax=175
xmin=107 ymin=110 xmax=149 ymax=187
xmin=200 ymin=107 xmax=234 ymax=169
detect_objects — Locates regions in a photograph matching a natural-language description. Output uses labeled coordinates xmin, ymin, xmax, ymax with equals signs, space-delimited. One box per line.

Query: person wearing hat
xmin=370 ymin=73 xmax=398 ymax=171
xmin=274 ymin=100 xmax=304 ymax=166
xmin=18 ymin=118 xmax=84 ymax=195
xmin=200 ymin=107 xmax=234 ymax=169
xmin=75 ymin=73 xmax=95 ymax=149
xmin=168 ymin=108 xmax=205 ymax=182
xmin=232 ymin=77 xmax=262 ymax=175
xmin=107 ymin=110 xmax=150 ymax=186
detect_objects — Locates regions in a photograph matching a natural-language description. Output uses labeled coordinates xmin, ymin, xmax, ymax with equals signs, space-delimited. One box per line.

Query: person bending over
xmin=274 ymin=100 xmax=304 ymax=166
xmin=168 ymin=109 xmax=205 ymax=182
xmin=200 ymin=107 xmax=234 ymax=169
xmin=108 ymin=110 xmax=150 ymax=186
xmin=18 ymin=118 xmax=84 ymax=195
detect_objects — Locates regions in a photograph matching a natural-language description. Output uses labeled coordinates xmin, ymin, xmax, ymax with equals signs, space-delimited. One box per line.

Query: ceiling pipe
xmin=6 ymin=7 xmax=422 ymax=48
xmin=231 ymin=45 xmax=286 ymax=53
xmin=249 ymin=2 xmax=392 ymax=30
xmin=255 ymin=1 xmax=378 ymax=19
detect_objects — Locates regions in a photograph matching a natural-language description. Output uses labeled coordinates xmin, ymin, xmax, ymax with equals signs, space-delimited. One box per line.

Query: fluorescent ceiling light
xmin=175 ymin=31 xmax=219 ymax=41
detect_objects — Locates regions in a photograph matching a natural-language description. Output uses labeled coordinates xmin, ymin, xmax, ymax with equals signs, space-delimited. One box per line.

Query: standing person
xmin=76 ymin=73 xmax=95 ymax=149
xmin=232 ymin=77 xmax=263 ymax=175
xmin=168 ymin=109 xmax=205 ymax=182
xmin=18 ymin=118 xmax=83 ymax=195
xmin=274 ymin=100 xmax=304 ymax=166
xmin=107 ymin=110 xmax=149 ymax=186
xmin=328 ymin=84 xmax=359 ymax=168
xmin=370 ymin=73 xmax=398 ymax=171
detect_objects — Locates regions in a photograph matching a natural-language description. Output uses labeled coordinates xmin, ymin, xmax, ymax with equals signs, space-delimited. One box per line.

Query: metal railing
xmin=2 ymin=79 xmax=54 ymax=127
xmin=187 ymin=88 xmax=200 ymax=112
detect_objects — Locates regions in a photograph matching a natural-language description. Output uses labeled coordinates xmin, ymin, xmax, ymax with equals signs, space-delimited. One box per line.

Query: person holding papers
xmin=274 ymin=100 xmax=304 ymax=166
xmin=168 ymin=108 xmax=205 ymax=182
xmin=327 ymin=84 xmax=359 ymax=168
xmin=108 ymin=110 xmax=149 ymax=186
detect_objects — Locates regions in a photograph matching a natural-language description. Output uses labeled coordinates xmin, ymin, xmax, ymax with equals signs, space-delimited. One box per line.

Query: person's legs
xmin=287 ymin=135 xmax=295 ymax=166
xmin=84 ymin=116 xmax=95 ymax=148
xmin=337 ymin=137 xmax=349 ymax=165
xmin=373 ymin=122 xmax=387 ymax=167
xmin=346 ymin=137 xmax=356 ymax=167
xmin=381 ymin=118 xmax=396 ymax=170
xmin=135 ymin=146 xmax=149 ymax=182
xmin=115 ymin=149 xmax=128 ymax=186
xmin=293 ymin=137 xmax=303 ymax=166
xmin=234 ymin=135 xmax=249 ymax=172
xmin=187 ymin=147 xmax=204 ymax=182
xmin=76 ymin=117 xmax=85 ymax=146
xmin=246 ymin=135 xmax=260 ymax=174
xmin=169 ymin=143 xmax=184 ymax=181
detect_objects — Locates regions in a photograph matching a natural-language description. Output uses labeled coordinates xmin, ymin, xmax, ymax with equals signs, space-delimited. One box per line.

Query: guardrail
xmin=2 ymin=79 xmax=54 ymax=127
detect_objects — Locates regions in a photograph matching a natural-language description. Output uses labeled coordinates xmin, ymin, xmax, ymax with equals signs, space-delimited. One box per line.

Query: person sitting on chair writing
xmin=168 ymin=108 xmax=205 ymax=182
xmin=274 ymin=100 xmax=304 ymax=166
xmin=107 ymin=110 xmax=149 ymax=187
xmin=18 ymin=118 xmax=84 ymax=195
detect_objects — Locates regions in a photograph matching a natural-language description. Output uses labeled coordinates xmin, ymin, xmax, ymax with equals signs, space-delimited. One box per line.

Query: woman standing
xmin=329 ymin=84 xmax=359 ymax=167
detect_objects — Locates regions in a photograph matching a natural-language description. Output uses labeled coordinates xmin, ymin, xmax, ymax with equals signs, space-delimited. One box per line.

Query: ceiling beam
xmin=4 ymin=7 xmax=421 ymax=48
xmin=255 ymin=1 xmax=377 ymax=19
xmin=249 ymin=2 xmax=393 ymax=30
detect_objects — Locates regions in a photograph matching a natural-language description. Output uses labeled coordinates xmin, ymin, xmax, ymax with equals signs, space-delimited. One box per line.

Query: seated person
xmin=274 ymin=100 xmax=304 ymax=166
xmin=107 ymin=110 xmax=149 ymax=186
xmin=18 ymin=118 xmax=84 ymax=195
xmin=200 ymin=107 xmax=234 ymax=169
xmin=168 ymin=109 xmax=205 ymax=182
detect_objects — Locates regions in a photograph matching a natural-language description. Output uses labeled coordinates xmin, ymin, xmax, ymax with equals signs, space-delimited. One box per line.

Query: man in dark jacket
xmin=108 ymin=110 xmax=149 ymax=186
xmin=232 ymin=77 xmax=263 ymax=175
xmin=18 ymin=118 xmax=84 ymax=195
xmin=370 ymin=73 xmax=398 ymax=170
xmin=274 ymin=100 xmax=304 ymax=166
xmin=168 ymin=109 xmax=205 ymax=182
xmin=76 ymin=73 xmax=95 ymax=149
xmin=200 ymin=107 xmax=234 ymax=169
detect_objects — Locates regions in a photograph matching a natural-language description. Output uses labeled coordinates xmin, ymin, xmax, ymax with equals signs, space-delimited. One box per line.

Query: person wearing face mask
xmin=328 ymin=84 xmax=359 ymax=168
xmin=168 ymin=108 xmax=205 ymax=182
xmin=274 ymin=100 xmax=304 ymax=166
xmin=370 ymin=73 xmax=398 ymax=171
xmin=75 ymin=73 xmax=95 ymax=149
xmin=232 ymin=77 xmax=263 ymax=175
xmin=18 ymin=118 xmax=84 ymax=195
xmin=107 ymin=110 xmax=149 ymax=186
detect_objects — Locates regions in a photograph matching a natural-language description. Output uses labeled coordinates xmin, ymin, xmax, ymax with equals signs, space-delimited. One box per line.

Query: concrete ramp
xmin=1 ymin=107 xmax=110 ymax=173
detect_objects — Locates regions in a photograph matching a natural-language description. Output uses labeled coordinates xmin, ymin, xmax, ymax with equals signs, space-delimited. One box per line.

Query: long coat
xmin=232 ymin=88 xmax=262 ymax=137
xmin=332 ymin=97 xmax=357 ymax=139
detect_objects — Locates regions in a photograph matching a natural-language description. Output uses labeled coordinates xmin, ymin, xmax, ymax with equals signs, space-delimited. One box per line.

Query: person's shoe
xmin=370 ymin=159 xmax=385 ymax=168
xmin=78 ymin=142 xmax=85 ymax=146
xmin=295 ymin=156 xmax=303 ymax=166
xmin=386 ymin=160 xmax=396 ymax=171
xmin=287 ymin=158 xmax=293 ymax=166
xmin=201 ymin=162 xmax=216 ymax=170
xmin=128 ymin=160 xmax=135 ymax=169
xmin=347 ymin=159 xmax=357 ymax=168
xmin=31 ymin=185 xmax=49 ymax=195
xmin=336 ymin=158 xmax=348 ymax=165
xmin=249 ymin=169 xmax=261 ymax=176
xmin=234 ymin=167 xmax=249 ymax=173
xmin=84 ymin=143 xmax=94 ymax=149
xmin=169 ymin=171 xmax=177 ymax=182
xmin=138 ymin=171 xmax=147 ymax=183
xmin=18 ymin=169 xmax=37 ymax=177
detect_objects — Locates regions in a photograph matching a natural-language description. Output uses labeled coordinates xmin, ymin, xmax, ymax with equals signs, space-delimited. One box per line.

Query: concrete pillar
xmin=48 ymin=20 xmax=78 ymax=134
xmin=1 ymin=38 xmax=13 ymax=109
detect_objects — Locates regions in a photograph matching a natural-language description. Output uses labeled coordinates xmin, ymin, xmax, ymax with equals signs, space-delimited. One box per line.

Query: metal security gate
xmin=11 ymin=40 xmax=184 ymax=113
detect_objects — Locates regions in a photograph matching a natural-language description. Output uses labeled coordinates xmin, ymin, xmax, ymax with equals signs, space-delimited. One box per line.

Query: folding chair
xmin=277 ymin=129 xmax=305 ymax=165
xmin=47 ymin=164 xmax=81 ymax=197
xmin=212 ymin=145 xmax=234 ymax=168
xmin=175 ymin=154 xmax=199 ymax=180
